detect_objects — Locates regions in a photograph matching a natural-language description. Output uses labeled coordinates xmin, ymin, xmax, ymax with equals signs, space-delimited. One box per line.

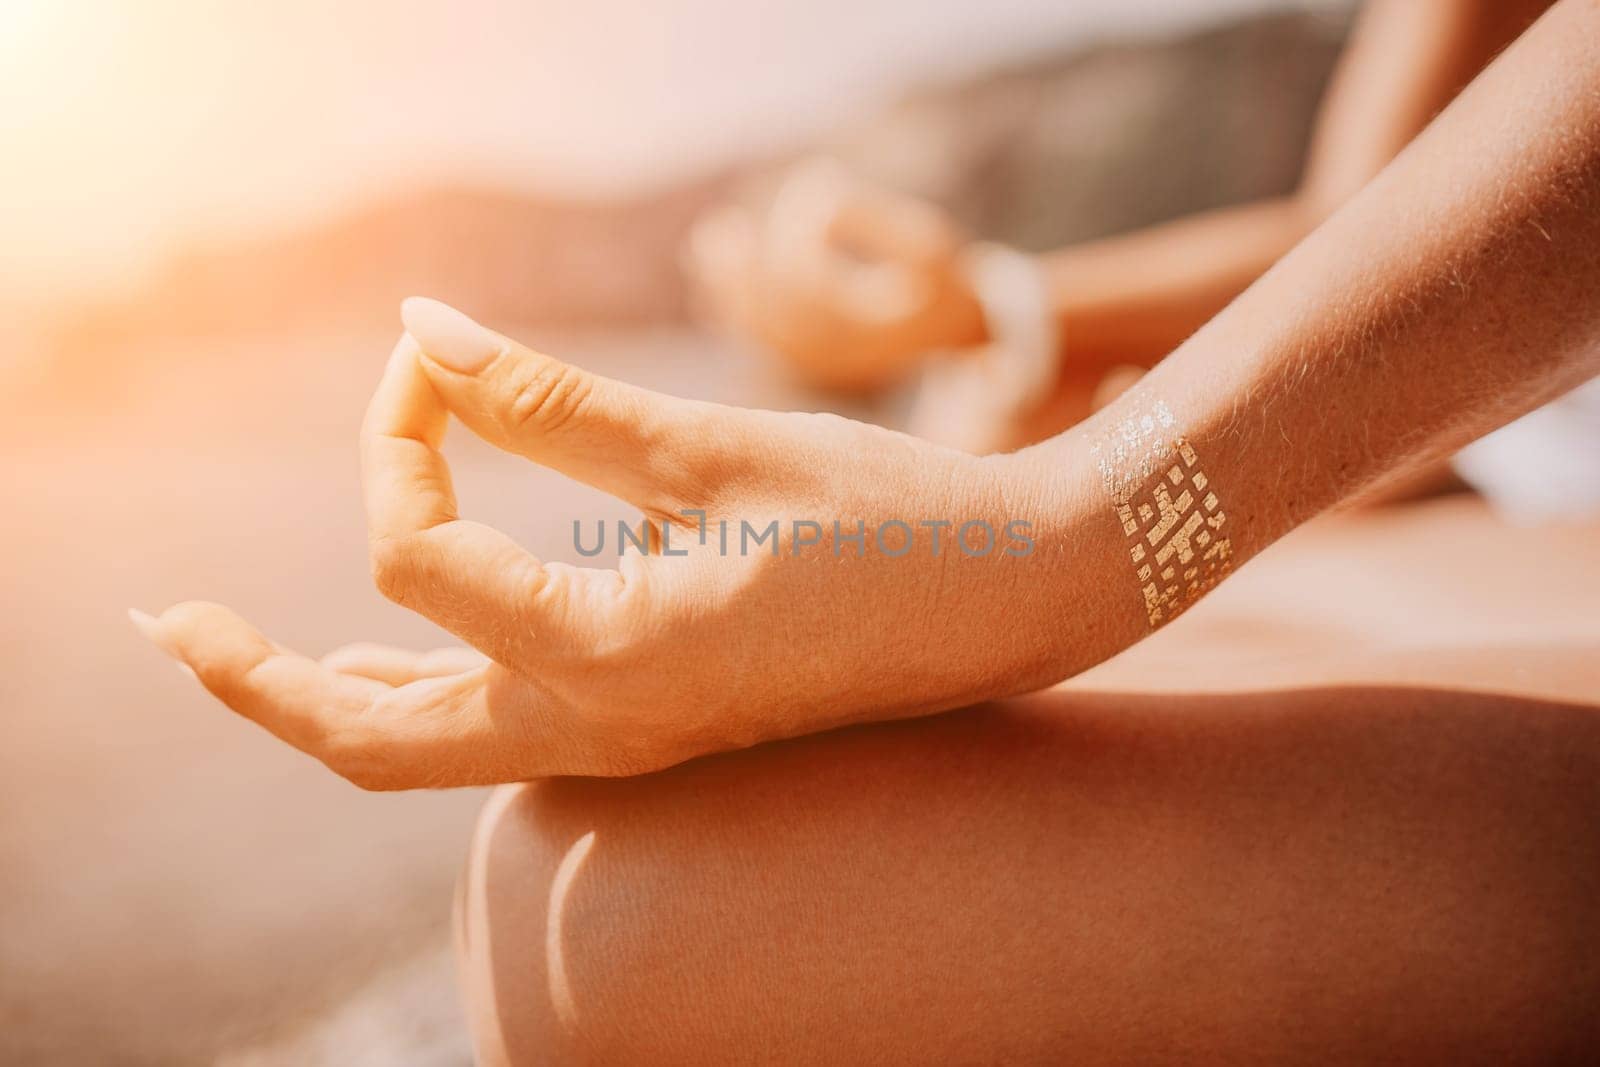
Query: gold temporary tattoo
xmin=1090 ymin=398 xmax=1233 ymax=628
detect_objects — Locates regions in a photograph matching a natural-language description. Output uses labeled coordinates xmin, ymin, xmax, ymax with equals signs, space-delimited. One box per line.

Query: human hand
xmin=132 ymin=299 xmax=1082 ymax=788
xmin=687 ymin=161 xmax=986 ymax=392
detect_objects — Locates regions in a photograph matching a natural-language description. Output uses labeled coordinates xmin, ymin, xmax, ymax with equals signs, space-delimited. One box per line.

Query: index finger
xmin=358 ymin=334 xmax=585 ymax=668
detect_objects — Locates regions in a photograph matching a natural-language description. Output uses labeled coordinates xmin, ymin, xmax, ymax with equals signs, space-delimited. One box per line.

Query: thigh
xmin=459 ymin=681 xmax=1600 ymax=1065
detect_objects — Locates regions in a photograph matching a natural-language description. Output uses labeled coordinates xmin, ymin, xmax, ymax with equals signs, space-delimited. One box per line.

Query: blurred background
xmin=0 ymin=0 xmax=1351 ymax=1062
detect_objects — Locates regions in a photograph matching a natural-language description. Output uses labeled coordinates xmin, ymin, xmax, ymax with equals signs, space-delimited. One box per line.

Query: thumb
xmin=400 ymin=296 xmax=723 ymax=513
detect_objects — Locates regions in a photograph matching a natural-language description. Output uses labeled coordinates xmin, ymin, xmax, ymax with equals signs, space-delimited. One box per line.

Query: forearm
xmin=1030 ymin=0 xmax=1549 ymax=379
xmin=1015 ymin=0 xmax=1600 ymax=674
xmin=1038 ymin=196 xmax=1313 ymax=369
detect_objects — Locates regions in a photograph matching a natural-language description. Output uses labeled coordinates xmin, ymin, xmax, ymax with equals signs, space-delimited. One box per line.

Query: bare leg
xmin=457 ymin=682 xmax=1600 ymax=1065
xmin=458 ymin=502 xmax=1600 ymax=1064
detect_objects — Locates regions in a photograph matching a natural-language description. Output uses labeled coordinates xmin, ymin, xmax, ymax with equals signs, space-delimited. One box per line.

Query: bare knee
xmin=455 ymin=695 xmax=1600 ymax=1065
xmin=457 ymin=782 xmax=591 ymax=1066
xmin=451 ymin=715 xmax=1032 ymax=1065
xmin=456 ymin=777 xmax=731 ymax=1065
xmin=451 ymin=703 xmax=1251 ymax=1064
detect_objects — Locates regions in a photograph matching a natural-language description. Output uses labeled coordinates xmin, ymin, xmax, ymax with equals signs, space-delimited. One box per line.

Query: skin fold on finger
xmin=320 ymin=642 xmax=489 ymax=686
xmin=401 ymin=296 xmax=746 ymax=515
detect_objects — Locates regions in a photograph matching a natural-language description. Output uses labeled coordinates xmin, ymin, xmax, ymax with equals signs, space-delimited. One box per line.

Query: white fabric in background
xmin=1453 ymin=375 xmax=1600 ymax=523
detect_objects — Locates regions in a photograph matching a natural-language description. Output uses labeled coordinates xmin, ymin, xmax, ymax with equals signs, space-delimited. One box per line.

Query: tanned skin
xmin=131 ymin=2 xmax=1600 ymax=1061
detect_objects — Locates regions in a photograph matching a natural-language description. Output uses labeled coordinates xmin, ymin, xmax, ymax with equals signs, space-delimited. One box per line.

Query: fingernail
xmin=400 ymin=297 xmax=503 ymax=374
xmin=129 ymin=607 xmax=178 ymax=659
xmin=128 ymin=607 xmax=161 ymax=643
xmin=130 ymin=608 xmax=198 ymax=679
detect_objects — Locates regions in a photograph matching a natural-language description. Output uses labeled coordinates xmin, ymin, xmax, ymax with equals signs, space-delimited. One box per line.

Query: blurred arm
xmin=1019 ymin=0 xmax=1600 ymax=659
xmin=1042 ymin=0 xmax=1551 ymax=370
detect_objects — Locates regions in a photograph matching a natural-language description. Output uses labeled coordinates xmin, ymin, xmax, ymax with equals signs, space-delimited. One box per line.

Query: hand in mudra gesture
xmin=134 ymin=299 xmax=1076 ymax=788
xmin=687 ymin=161 xmax=987 ymax=392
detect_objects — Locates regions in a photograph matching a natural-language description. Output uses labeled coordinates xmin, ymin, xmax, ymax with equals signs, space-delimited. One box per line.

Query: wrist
xmin=983 ymin=432 xmax=1151 ymax=683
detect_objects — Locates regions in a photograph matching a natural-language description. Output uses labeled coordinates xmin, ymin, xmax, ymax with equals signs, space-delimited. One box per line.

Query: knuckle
xmin=504 ymin=359 xmax=592 ymax=437
xmin=368 ymin=536 xmax=418 ymax=604
xmin=321 ymin=732 xmax=399 ymax=791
